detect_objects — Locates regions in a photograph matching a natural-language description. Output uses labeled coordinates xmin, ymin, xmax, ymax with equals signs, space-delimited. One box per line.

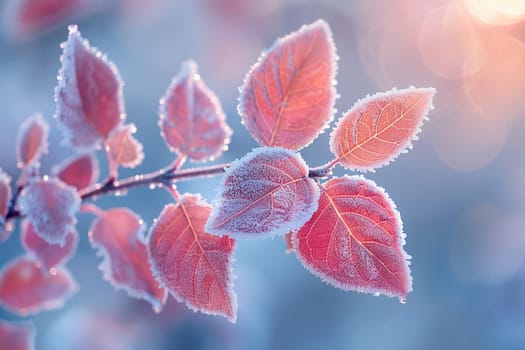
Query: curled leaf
xmin=293 ymin=176 xmax=412 ymax=300
xmin=206 ymin=147 xmax=320 ymax=238
xmin=18 ymin=177 xmax=80 ymax=246
xmin=238 ymin=19 xmax=337 ymax=150
xmin=53 ymin=152 xmax=99 ymax=191
xmin=148 ymin=194 xmax=237 ymax=322
xmin=89 ymin=208 xmax=167 ymax=312
xmin=160 ymin=61 xmax=232 ymax=162
xmin=0 ymin=169 xmax=12 ymax=219
xmin=105 ymin=124 xmax=144 ymax=173
xmin=0 ymin=320 xmax=35 ymax=350
xmin=0 ymin=256 xmax=77 ymax=316
xmin=54 ymin=25 xmax=124 ymax=149
xmin=16 ymin=114 xmax=49 ymax=169
xmin=330 ymin=87 xmax=435 ymax=171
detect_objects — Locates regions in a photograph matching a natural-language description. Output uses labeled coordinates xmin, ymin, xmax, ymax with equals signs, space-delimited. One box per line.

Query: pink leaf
xmin=16 ymin=114 xmax=49 ymax=169
xmin=18 ymin=177 xmax=80 ymax=246
xmin=205 ymin=147 xmax=319 ymax=238
xmin=284 ymin=232 xmax=294 ymax=253
xmin=160 ymin=61 xmax=232 ymax=162
xmin=55 ymin=25 xmax=125 ymax=149
xmin=0 ymin=256 xmax=77 ymax=316
xmin=293 ymin=176 xmax=412 ymax=300
xmin=53 ymin=152 xmax=99 ymax=191
xmin=105 ymin=124 xmax=144 ymax=171
xmin=0 ymin=169 xmax=12 ymax=219
xmin=238 ymin=19 xmax=337 ymax=150
xmin=89 ymin=208 xmax=167 ymax=312
xmin=330 ymin=87 xmax=435 ymax=171
xmin=148 ymin=194 xmax=237 ymax=322
xmin=21 ymin=220 xmax=78 ymax=272
xmin=0 ymin=320 xmax=35 ymax=350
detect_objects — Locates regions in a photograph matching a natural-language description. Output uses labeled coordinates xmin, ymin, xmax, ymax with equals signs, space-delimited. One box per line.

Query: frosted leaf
xmin=0 ymin=256 xmax=77 ymax=316
xmin=53 ymin=152 xmax=99 ymax=191
xmin=54 ymin=25 xmax=125 ymax=150
xmin=21 ymin=220 xmax=78 ymax=272
xmin=148 ymin=194 xmax=237 ymax=322
xmin=293 ymin=176 xmax=412 ymax=300
xmin=16 ymin=114 xmax=49 ymax=169
xmin=238 ymin=19 xmax=337 ymax=150
xmin=159 ymin=60 xmax=232 ymax=162
xmin=18 ymin=177 xmax=80 ymax=246
xmin=0 ymin=169 xmax=12 ymax=219
xmin=330 ymin=87 xmax=436 ymax=171
xmin=89 ymin=208 xmax=167 ymax=312
xmin=0 ymin=320 xmax=35 ymax=350
xmin=105 ymin=124 xmax=144 ymax=173
xmin=206 ymin=147 xmax=320 ymax=238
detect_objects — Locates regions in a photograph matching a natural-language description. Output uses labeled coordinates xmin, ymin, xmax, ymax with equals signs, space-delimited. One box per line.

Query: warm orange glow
xmin=463 ymin=0 xmax=525 ymax=25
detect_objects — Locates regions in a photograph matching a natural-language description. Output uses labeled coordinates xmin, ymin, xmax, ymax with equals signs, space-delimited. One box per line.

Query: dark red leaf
xmin=0 ymin=170 xmax=12 ymax=219
xmin=89 ymin=208 xmax=167 ymax=312
xmin=0 ymin=320 xmax=35 ymax=350
xmin=293 ymin=176 xmax=412 ymax=300
xmin=21 ymin=220 xmax=78 ymax=272
xmin=238 ymin=19 xmax=337 ymax=150
xmin=160 ymin=61 xmax=232 ymax=162
xmin=16 ymin=114 xmax=48 ymax=169
xmin=148 ymin=194 xmax=237 ymax=322
xmin=206 ymin=147 xmax=319 ymax=238
xmin=0 ymin=256 xmax=77 ymax=316
xmin=330 ymin=87 xmax=435 ymax=171
xmin=53 ymin=152 xmax=99 ymax=191
xmin=55 ymin=25 xmax=124 ymax=149
xmin=18 ymin=177 xmax=80 ymax=246
xmin=105 ymin=124 xmax=144 ymax=173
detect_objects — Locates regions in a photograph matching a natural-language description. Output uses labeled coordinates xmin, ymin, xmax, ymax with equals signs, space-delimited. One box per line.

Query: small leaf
xmin=330 ymin=87 xmax=435 ymax=171
xmin=18 ymin=177 xmax=80 ymax=246
xmin=53 ymin=152 xmax=99 ymax=191
xmin=16 ymin=114 xmax=49 ymax=169
xmin=160 ymin=61 xmax=232 ymax=162
xmin=89 ymin=208 xmax=167 ymax=312
xmin=21 ymin=220 xmax=78 ymax=272
xmin=0 ymin=256 xmax=77 ymax=316
xmin=206 ymin=147 xmax=320 ymax=238
xmin=238 ymin=19 xmax=337 ymax=150
xmin=54 ymin=25 xmax=125 ymax=149
xmin=105 ymin=124 xmax=144 ymax=171
xmin=0 ymin=169 xmax=12 ymax=219
xmin=0 ymin=320 xmax=35 ymax=350
xmin=148 ymin=194 xmax=237 ymax=322
xmin=293 ymin=176 xmax=412 ymax=300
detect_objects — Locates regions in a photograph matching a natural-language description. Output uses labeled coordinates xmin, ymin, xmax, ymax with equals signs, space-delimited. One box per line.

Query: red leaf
xmin=0 ymin=256 xmax=77 ymax=316
xmin=105 ymin=124 xmax=144 ymax=172
xmin=55 ymin=25 xmax=125 ymax=149
xmin=89 ymin=208 xmax=167 ymax=312
xmin=148 ymin=194 xmax=237 ymax=322
xmin=330 ymin=87 xmax=435 ymax=171
xmin=0 ymin=170 xmax=12 ymax=219
xmin=293 ymin=176 xmax=412 ymax=300
xmin=21 ymin=220 xmax=78 ymax=272
xmin=0 ymin=320 xmax=35 ymax=350
xmin=238 ymin=19 xmax=337 ymax=150
xmin=18 ymin=177 xmax=80 ymax=246
xmin=53 ymin=152 xmax=99 ymax=191
xmin=160 ymin=61 xmax=232 ymax=162
xmin=16 ymin=114 xmax=49 ymax=169
xmin=205 ymin=147 xmax=320 ymax=238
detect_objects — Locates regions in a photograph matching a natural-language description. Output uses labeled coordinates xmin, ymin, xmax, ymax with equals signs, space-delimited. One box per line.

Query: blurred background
xmin=1 ymin=0 xmax=525 ymax=349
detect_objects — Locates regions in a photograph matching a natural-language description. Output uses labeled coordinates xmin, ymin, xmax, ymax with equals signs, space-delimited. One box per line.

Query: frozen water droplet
xmin=399 ymin=298 xmax=406 ymax=304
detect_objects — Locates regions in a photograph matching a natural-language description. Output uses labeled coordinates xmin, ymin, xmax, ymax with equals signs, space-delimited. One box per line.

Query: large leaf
xmin=293 ymin=176 xmax=412 ymax=300
xmin=238 ymin=19 xmax=337 ymax=150
xmin=18 ymin=177 xmax=80 ymax=246
xmin=16 ymin=114 xmax=49 ymax=169
xmin=54 ymin=25 xmax=124 ymax=149
xmin=0 ymin=320 xmax=35 ymax=350
xmin=0 ymin=256 xmax=77 ymax=316
xmin=330 ymin=87 xmax=435 ymax=171
xmin=148 ymin=194 xmax=237 ymax=322
xmin=89 ymin=208 xmax=167 ymax=312
xmin=206 ymin=147 xmax=320 ymax=238
xmin=53 ymin=152 xmax=99 ymax=191
xmin=159 ymin=60 xmax=232 ymax=162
